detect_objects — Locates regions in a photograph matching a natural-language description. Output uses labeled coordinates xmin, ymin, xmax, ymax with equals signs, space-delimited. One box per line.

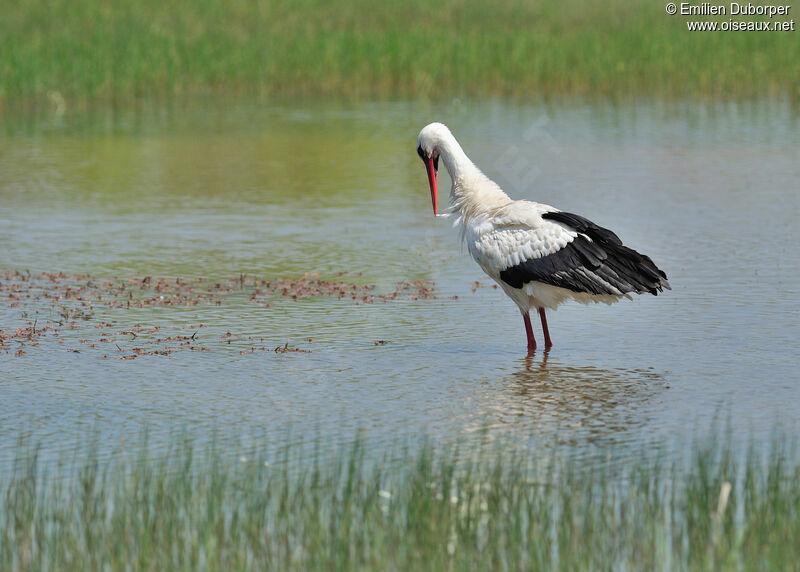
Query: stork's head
xmin=416 ymin=122 xmax=452 ymax=216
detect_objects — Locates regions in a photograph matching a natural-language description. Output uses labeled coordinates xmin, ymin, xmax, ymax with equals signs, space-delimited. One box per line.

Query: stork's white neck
xmin=437 ymin=132 xmax=511 ymax=219
xmin=437 ymin=132 xmax=479 ymax=183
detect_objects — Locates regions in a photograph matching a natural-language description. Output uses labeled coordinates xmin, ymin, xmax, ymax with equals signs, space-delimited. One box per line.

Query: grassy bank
xmin=1 ymin=0 xmax=798 ymax=108
xmin=2 ymin=434 xmax=799 ymax=570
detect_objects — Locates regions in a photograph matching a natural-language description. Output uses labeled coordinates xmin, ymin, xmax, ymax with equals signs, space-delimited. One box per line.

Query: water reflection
xmin=465 ymin=354 xmax=667 ymax=448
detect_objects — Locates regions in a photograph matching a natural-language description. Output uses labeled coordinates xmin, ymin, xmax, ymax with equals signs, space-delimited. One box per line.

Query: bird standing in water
xmin=415 ymin=122 xmax=669 ymax=353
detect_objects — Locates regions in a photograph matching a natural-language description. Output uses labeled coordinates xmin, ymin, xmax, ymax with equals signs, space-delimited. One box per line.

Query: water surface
xmin=1 ymin=99 xmax=798 ymax=465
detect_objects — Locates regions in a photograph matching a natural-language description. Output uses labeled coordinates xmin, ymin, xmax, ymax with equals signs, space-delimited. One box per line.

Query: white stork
xmin=415 ymin=122 xmax=669 ymax=352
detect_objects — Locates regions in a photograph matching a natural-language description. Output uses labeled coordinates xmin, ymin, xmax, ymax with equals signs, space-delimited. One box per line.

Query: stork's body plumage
xmin=416 ymin=122 xmax=669 ymax=352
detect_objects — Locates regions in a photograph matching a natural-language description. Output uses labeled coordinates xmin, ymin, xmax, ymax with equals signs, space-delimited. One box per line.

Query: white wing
xmin=466 ymin=201 xmax=670 ymax=299
xmin=466 ymin=201 xmax=576 ymax=276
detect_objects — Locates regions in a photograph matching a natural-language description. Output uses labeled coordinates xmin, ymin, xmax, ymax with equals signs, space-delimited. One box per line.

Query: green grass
xmin=1 ymin=0 xmax=798 ymax=109
xmin=2 ymin=432 xmax=799 ymax=570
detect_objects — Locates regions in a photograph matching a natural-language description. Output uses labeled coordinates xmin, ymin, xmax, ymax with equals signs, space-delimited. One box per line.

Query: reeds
xmin=2 ymin=431 xmax=798 ymax=569
xmin=1 ymin=0 xmax=796 ymax=107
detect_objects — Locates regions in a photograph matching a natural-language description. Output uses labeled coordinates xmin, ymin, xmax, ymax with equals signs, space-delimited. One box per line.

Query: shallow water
xmin=1 ymin=99 xmax=799 ymax=466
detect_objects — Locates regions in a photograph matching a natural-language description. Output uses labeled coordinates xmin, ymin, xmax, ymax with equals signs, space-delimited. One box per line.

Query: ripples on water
xmin=1 ymin=99 xmax=798 ymax=466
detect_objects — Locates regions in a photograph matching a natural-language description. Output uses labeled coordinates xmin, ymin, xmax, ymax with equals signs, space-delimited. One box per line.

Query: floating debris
xmin=273 ymin=339 xmax=311 ymax=354
xmin=471 ymin=280 xmax=499 ymax=293
xmin=0 ymin=269 xmax=458 ymax=358
xmin=1 ymin=270 xmax=449 ymax=310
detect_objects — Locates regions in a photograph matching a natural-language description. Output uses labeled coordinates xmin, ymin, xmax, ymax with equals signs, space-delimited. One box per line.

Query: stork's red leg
xmin=523 ymin=312 xmax=537 ymax=353
xmin=538 ymin=307 xmax=553 ymax=349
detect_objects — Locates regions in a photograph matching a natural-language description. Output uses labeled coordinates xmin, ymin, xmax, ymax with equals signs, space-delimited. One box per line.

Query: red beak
xmin=425 ymin=156 xmax=438 ymax=215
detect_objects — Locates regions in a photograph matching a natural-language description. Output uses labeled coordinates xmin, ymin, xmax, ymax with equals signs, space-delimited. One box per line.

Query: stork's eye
xmin=416 ymin=145 xmax=427 ymax=160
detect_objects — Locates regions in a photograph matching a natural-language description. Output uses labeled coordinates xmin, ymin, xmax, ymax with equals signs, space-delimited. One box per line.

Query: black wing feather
xmin=499 ymin=211 xmax=670 ymax=296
